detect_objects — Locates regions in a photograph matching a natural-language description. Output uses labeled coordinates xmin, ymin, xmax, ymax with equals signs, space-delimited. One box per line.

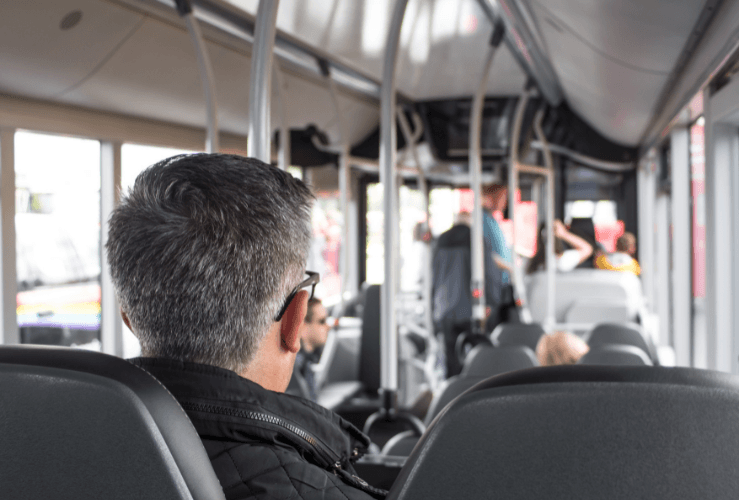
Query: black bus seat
xmin=382 ymin=345 xmax=538 ymax=457
xmin=578 ymin=344 xmax=653 ymax=366
xmin=0 ymin=345 xmax=225 ymax=500
xmin=387 ymin=365 xmax=739 ymax=499
xmin=491 ymin=322 xmax=545 ymax=352
xmin=585 ymin=322 xmax=657 ymax=362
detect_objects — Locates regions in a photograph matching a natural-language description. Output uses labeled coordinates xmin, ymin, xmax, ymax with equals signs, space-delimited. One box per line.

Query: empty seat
xmin=0 ymin=345 xmax=225 ymax=500
xmin=387 ymin=365 xmax=739 ymax=500
xmin=586 ymin=322 xmax=656 ymax=360
xmin=578 ymin=344 xmax=653 ymax=366
xmin=491 ymin=322 xmax=545 ymax=352
xmin=525 ymin=269 xmax=646 ymax=325
xmin=382 ymin=345 xmax=538 ymax=457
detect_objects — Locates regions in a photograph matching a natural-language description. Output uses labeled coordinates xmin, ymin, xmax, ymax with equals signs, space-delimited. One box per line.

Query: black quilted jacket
xmin=129 ymin=357 xmax=386 ymax=500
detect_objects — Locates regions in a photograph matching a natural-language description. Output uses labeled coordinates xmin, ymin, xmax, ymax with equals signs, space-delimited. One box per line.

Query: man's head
xmin=616 ymin=232 xmax=637 ymax=255
xmin=482 ymin=184 xmax=508 ymax=212
xmin=107 ymin=154 xmax=315 ymax=387
xmin=300 ymin=298 xmax=330 ymax=353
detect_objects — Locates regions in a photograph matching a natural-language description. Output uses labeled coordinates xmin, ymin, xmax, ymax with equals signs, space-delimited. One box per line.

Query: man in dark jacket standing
xmin=432 ymin=212 xmax=503 ymax=376
xmin=106 ymin=154 xmax=385 ymax=500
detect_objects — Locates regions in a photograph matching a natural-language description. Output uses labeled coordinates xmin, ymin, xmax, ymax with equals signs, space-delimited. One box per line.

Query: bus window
xmin=366 ymin=183 xmax=426 ymax=290
xmin=120 ymin=144 xmax=197 ymax=358
xmin=308 ymin=191 xmax=343 ymax=305
xmin=565 ymin=200 xmax=624 ymax=252
xmin=15 ymin=131 xmax=101 ymax=350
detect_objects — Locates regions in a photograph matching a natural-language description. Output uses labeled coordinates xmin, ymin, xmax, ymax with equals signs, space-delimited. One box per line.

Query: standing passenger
xmin=107 ymin=154 xmax=385 ymax=499
xmin=482 ymin=183 xmax=513 ymax=282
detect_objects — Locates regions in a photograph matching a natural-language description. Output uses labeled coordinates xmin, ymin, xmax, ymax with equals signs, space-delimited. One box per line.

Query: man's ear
xmin=280 ymin=290 xmax=308 ymax=353
xmin=121 ymin=309 xmax=133 ymax=331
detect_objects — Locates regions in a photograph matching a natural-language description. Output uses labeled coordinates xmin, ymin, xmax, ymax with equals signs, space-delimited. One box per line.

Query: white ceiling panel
xmin=526 ymin=0 xmax=708 ymax=145
xmin=63 ymin=13 xmax=377 ymax=144
xmin=225 ymin=0 xmax=526 ymax=99
xmin=0 ymin=0 xmax=143 ymax=97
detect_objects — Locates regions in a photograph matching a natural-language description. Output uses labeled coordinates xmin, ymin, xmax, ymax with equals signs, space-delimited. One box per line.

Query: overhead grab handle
xmin=175 ymin=0 xmax=220 ymax=153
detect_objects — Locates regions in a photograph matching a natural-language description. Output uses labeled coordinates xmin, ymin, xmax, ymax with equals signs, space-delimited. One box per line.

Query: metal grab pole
xmin=247 ymin=0 xmax=280 ymax=162
xmin=397 ymin=108 xmax=431 ymax=333
xmin=272 ymin=63 xmax=290 ymax=170
xmin=533 ymin=109 xmax=556 ymax=329
xmin=469 ymin=38 xmax=501 ymax=335
xmin=379 ymin=0 xmax=409 ymax=405
xmin=509 ymin=87 xmax=533 ymax=322
xmin=323 ymin=65 xmax=352 ymax=309
xmin=175 ymin=0 xmax=219 ymax=153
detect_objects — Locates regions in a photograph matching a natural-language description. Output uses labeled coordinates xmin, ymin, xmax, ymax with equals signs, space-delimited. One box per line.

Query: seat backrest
xmin=491 ymin=323 xmax=545 ymax=352
xmin=525 ymin=269 xmax=644 ymax=324
xmin=387 ymin=366 xmax=739 ymax=500
xmin=461 ymin=345 xmax=539 ymax=378
xmin=359 ymin=284 xmax=382 ymax=393
xmin=0 ymin=345 xmax=226 ymax=500
xmin=586 ymin=322 xmax=652 ymax=358
xmin=578 ymin=344 xmax=653 ymax=366
xmin=425 ymin=345 xmax=538 ymax=425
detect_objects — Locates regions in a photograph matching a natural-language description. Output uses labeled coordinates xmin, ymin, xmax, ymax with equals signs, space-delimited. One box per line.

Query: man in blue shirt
xmin=482 ymin=183 xmax=512 ymax=283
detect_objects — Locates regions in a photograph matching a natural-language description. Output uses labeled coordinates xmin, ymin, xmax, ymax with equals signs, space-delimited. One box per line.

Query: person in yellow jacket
xmin=595 ymin=232 xmax=641 ymax=276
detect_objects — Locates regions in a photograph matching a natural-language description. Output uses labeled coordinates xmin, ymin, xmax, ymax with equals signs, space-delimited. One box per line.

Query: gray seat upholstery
xmin=0 ymin=345 xmax=226 ymax=500
xmin=387 ymin=366 xmax=739 ymax=500
xmin=491 ymin=323 xmax=545 ymax=352
xmin=382 ymin=345 xmax=538 ymax=457
xmin=586 ymin=322 xmax=656 ymax=361
xmin=579 ymin=344 xmax=653 ymax=366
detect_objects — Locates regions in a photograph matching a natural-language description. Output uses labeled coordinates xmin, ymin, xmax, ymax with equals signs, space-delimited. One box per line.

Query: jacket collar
xmin=128 ymin=357 xmax=370 ymax=468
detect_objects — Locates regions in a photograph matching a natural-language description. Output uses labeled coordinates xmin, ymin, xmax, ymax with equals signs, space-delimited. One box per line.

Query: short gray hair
xmin=106 ymin=154 xmax=314 ymax=373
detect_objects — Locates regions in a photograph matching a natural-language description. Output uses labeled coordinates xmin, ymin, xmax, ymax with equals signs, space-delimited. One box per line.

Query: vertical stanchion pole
xmin=176 ymin=0 xmax=220 ymax=153
xmin=247 ymin=0 xmax=280 ymax=162
xmin=273 ymin=63 xmax=290 ymax=170
xmin=509 ymin=87 xmax=532 ymax=319
xmin=0 ymin=128 xmax=17 ymax=345
xmin=469 ymin=31 xmax=502 ymax=335
xmin=379 ymin=0 xmax=410 ymax=408
xmin=100 ymin=141 xmax=123 ymax=356
xmin=533 ymin=109 xmax=556 ymax=329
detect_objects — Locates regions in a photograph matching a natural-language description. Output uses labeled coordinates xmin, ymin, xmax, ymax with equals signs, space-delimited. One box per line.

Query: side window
xmin=15 ymin=131 xmax=102 ymax=350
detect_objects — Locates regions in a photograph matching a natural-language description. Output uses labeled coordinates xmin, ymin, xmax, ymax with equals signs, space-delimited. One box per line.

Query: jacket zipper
xmin=181 ymin=401 xmax=385 ymax=497
xmin=180 ymin=401 xmax=341 ymax=467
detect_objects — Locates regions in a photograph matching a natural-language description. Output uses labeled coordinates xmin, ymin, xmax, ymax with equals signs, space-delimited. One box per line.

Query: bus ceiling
xmin=0 ymin=0 xmax=737 ymax=156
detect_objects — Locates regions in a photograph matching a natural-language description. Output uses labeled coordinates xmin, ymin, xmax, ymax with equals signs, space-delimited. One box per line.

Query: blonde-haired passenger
xmin=536 ymin=331 xmax=590 ymax=366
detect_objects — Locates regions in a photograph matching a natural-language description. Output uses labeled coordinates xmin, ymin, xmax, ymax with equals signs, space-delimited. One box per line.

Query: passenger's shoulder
xmin=203 ymin=440 xmax=381 ymax=500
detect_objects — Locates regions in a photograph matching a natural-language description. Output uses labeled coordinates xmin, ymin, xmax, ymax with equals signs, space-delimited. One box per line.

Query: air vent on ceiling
xmin=60 ymin=10 xmax=83 ymax=31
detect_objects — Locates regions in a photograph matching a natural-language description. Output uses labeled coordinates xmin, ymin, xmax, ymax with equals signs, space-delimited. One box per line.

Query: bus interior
xmin=3 ymin=0 xmax=739 ymax=497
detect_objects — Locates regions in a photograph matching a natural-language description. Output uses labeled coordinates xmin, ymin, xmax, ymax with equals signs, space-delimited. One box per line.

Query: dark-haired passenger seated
xmin=107 ymin=154 xmax=385 ymax=500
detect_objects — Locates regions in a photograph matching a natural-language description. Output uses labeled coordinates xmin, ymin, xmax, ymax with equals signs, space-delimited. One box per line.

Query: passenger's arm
xmin=554 ymin=220 xmax=593 ymax=265
xmin=493 ymin=254 xmax=512 ymax=272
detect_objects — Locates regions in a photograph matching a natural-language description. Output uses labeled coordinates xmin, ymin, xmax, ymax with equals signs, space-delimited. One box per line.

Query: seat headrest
xmin=388 ymin=365 xmax=739 ymax=500
xmin=462 ymin=345 xmax=539 ymax=378
xmin=586 ymin=322 xmax=651 ymax=354
xmin=0 ymin=345 xmax=225 ymax=500
xmin=578 ymin=344 xmax=653 ymax=366
xmin=491 ymin=323 xmax=545 ymax=351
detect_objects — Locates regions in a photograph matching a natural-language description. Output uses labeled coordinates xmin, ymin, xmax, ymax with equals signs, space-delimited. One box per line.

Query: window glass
xmin=120 ymin=144 xmax=197 ymax=357
xmin=365 ymin=184 xmax=426 ymax=289
xmin=308 ymin=190 xmax=343 ymax=305
xmin=15 ymin=131 xmax=101 ymax=350
xmin=564 ymin=200 xmax=623 ymax=252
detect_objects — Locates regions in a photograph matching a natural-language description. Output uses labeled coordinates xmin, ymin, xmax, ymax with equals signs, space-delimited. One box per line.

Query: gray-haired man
xmin=107 ymin=154 xmax=384 ymax=499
